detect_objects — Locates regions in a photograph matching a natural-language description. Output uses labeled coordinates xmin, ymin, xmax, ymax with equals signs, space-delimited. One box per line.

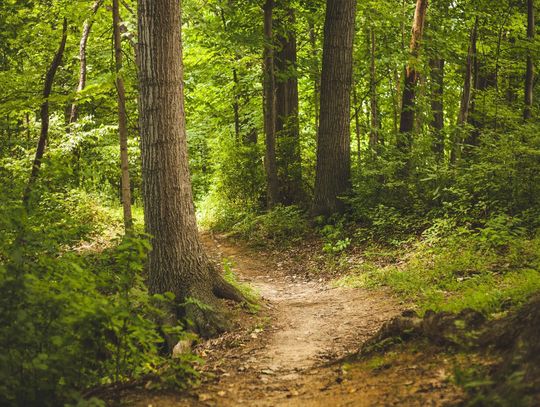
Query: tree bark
xmin=69 ymin=0 xmax=101 ymax=124
xmin=524 ymin=0 xmax=535 ymax=120
xmin=23 ymin=18 xmax=68 ymax=208
xmin=275 ymin=2 xmax=303 ymax=204
xmin=312 ymin=0 xmax=357 ymax=217
xmin=430 ymin=58 xmax=444 ymax=161
xmin=113 ymin=0 xmax=133 ymax=231
xmin=263 ymin=0 xmax=279 ymax=208
xmin=136 ymin=0 xmax=244 ymax=339
xmin=398 ymin=0 xmax=428 ymax=153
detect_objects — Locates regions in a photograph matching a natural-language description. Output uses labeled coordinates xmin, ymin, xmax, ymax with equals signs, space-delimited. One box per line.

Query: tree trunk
xmin=524 ymin=0 xmax=535 ymax=120
xmin=398 ymin=0 xmax=428 ymax=153
xmin=352 ymin=83 xmax=362 ymax=166
xmin=23 ymin=18 xmax=68 ymax=208
xmin=69 ymin=0 xmax=101 ymax=124
xmin=457 ymin=18 xmax=477 ymax=127
xmin=312 ymin=0 xmax=356 ymax=217
xmin=232 ymin=67 xmax=241 ymax=141
xmin=263 ymin=0 xmax=279 ymax=208
xmin=136 ymin=0 xmax=244 ymax=339
xmin=309 ymin=23 xmax=320 ymax=139
xmin=430 ymin=58 xmax=444 ymax=161
xmin=451 ymin=17 xmax=478 ymax=164
xmin=113 ymin=0 xmax=133 ymax=231
xmin=219 ymin=8 xmax=241 ymax=142
xmin=368 ymin=26 xmax=379 ymax=151
xmin=275 ymin=2 xmax=303 ymax=205
xmin=465 ymin=23 xmax=491 ymax=155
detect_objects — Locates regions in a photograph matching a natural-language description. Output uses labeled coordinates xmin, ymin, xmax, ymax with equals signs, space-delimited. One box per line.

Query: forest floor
xmin=124 ymin=234 xmax=469 ymax=406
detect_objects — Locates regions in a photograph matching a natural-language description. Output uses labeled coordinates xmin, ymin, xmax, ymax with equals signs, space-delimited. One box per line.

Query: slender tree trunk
xmin=263 ymin=0 xmax=279 ymax=208
xmin=112 ymin=0 xmax=133 ymax=231
xmin=352 ymin=83 xmax=362 ymax=166
xmin=451 ymin=17 xmax=478 ymax=164
xmin=232 ymin=67 xmax=241 ymax=141
xmin=398 ymin=0 xmax=428 ymax=153
xmin=430 ymin=58 xmax=444 ymax=161
xmin=219 ymin=8 xmax=241 ymax=141
xmin=309 ymin=23 xmax=320 ymax=138
xmin=391 ymin=68 xmax=400 ymax=134
xmin=368 ymin=26 xmax=379 ymax=151
xmin=312 ymin=0 xmax=357 ymax=216
xmin=23 ymin=18 xmax=68 ymax=208
xmin=457 ymin=18 xmax=477 ymax=127
xmin=69 ymin=0 xmax=101 ymax=124
xmin=25 ymin=113 xmax=31 ymax=143
xmin=275 ymin=2 xmax=303 ymax=204
xmin=136 ymin=0 xmax=244 ymax=340
xmin=465 ymin=23 xmax=490 ymax=155
xmin=524 ymin=0 xmax=535 ymax=120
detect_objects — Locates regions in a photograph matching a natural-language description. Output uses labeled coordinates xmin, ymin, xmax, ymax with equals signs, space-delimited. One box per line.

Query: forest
xmin=1 ymin=0 xmax=540 ymax=405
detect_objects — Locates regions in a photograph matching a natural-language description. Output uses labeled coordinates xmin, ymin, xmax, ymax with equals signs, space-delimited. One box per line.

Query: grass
xmin=222 ymin=257 xmax=261 ymax=313
xmin=333 ymin=231 xmax=540 ymax=316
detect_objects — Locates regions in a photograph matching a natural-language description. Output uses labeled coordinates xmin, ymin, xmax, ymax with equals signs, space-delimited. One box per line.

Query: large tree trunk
xmin=398 ymin=0 xmax=428 ymax=153
xmin=136 ymin=0 xmax=244 ymax=339
xmin=263 ymin=0 xmax=279 ymax=208
xmin=275 ymin=2 xmax=303 ymax=205
xmin=430 ymin=57 xmax=444 ymax=161
xmin=524 ymin=0 xmax=535 ymax=120
xmin=69 ymin=0 xmax=101 ymax=124
xmin=113 ymin=0 xmax=133 ymax=231
xmin=312 ymin=0 xmax=356 ymax=217
xmin=23 ymin=18 xmax=68 ymax=208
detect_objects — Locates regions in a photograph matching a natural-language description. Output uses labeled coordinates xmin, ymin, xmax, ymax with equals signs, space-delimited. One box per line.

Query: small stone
xmin=172 ymin=338 xmax=193 ymax=358
xmin=217 ymin=390 xmax=226 ymax=397
xmin=198 ymin=393 xmax=212 ymax=401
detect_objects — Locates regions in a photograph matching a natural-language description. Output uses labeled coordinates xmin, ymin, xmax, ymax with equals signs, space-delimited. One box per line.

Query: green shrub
xmin=0 ymin=200 xmax=195 ymax=406
xmin=319 ymin=217 xmax=352 ymax=255
xmin=204 ymin=205 xmax=309 ymax=247
xmin=346 ymin=218 xmax=540 ymax=315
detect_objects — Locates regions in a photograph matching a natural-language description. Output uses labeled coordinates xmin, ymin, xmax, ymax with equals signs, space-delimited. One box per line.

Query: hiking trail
xmin=129 ymin=235 xmax=463 ymax=406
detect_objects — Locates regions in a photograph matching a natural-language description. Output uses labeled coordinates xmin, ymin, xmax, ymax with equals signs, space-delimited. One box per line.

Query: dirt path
xmin=130 ymin=235 xmax=464 ymax=406
xmin=205 ymin=235 xmax=399 ymax=377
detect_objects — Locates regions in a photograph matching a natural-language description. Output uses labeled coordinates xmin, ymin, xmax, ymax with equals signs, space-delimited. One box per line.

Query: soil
xmin=124 ymin=234 xmax=466 ymax=406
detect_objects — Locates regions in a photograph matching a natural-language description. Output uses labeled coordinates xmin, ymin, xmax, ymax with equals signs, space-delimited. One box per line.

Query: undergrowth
xmin=0 ymin=189 xmax=197 ymax=406
xmin=334 ymin=215 xmax=540 ymax=316
xmin=222 ymin=257 xmax=261 ymax=313
xmin=200 ymin=204 xmax=309 ymax=247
